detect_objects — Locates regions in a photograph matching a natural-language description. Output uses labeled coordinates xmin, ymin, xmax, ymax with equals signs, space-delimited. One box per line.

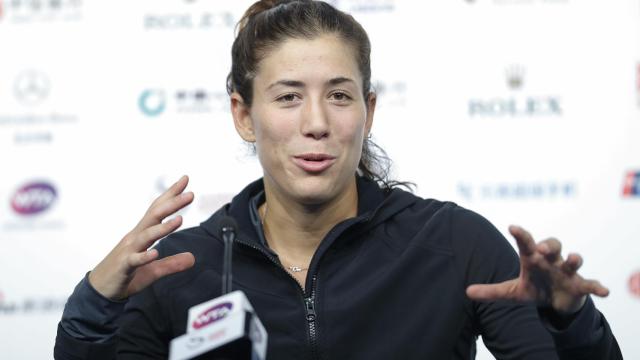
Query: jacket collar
xmin=200 ymin=176 xmax=417 ymax=247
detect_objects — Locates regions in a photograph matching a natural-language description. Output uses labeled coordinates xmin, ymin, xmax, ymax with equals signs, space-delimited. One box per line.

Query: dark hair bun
xmin=238 ymin=0 xmax=296 ymax=33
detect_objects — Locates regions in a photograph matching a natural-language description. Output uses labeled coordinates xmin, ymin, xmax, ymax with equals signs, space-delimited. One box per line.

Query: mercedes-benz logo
xmin=14 ymin=70 xmax=51 ymax=106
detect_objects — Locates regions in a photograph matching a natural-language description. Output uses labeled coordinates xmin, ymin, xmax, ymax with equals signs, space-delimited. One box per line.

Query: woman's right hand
xmin=88 ymin=175 xmax=196 ymax=301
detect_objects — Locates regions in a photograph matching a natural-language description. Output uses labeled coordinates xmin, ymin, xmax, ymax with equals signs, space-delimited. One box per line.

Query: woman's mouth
xmin=292 ymin=153 xmax=336 ymax=173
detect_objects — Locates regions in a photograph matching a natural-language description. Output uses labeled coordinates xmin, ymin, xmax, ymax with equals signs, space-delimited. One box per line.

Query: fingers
xmin=560 ymin=253 xmax=583 ymax=274
xmin=466 ymin=279 xmax=518 ymax=302
xmin=537 ymin=238 xmax=562 ymax=264
xmin=88 ymin=177 xmax=194 ymax=300
xmin=509 ymin=225 xmax=537 ymax=257
xmin=136 ymin=175 xmax=194 ymax=230
xmin=133 ymin=215 xmax=184 ymax=252
xmin=128 ymin=248 xmax=159 ymax=268
xmin=579 ymin=279 xmax=610 ymax=298
xmin=147 ymin=191 xmax=194 ymax=225
xmin=120 ymin=209 xmax=186 ymax=281
xmin=158 ymin=175 xmax=190 ymax=201
xmin=127 ymin=252 xmax=196 ymax=295
xmin=511 ymin=227 xmax=564 ymax=264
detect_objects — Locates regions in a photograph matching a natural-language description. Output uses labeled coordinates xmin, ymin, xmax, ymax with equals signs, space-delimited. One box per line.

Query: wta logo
xmin=192 ymin=302 xmax=232 ymax=330
xmin=622 ymin=171 xmax=640 ymax=197
xmin=10 ymin=182 xmax=57 ymax=215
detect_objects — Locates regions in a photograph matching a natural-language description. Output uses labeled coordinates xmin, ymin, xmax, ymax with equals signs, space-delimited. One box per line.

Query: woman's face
xmin=232 ymin=34 xmax=375 ymax=206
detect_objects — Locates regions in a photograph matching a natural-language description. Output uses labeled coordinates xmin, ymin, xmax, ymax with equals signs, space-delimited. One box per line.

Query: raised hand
xmin=88 ymin=175 xmax=196 ymax=301
xmin=466 ymin=225 xmax=610 ymax=314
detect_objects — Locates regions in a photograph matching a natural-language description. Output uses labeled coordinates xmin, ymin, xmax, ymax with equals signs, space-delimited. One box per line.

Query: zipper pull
xmin=304 ymin=297 xmax=316 ymax=322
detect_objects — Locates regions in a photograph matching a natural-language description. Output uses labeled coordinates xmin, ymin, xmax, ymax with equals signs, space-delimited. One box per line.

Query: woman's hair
xmin=227 ymin=0 xmax=412 ymax=191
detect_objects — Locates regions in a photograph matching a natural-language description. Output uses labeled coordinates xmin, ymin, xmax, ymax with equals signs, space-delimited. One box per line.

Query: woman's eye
xmin=330 ymin=92 xmax=351 ymax=102
xmin=277 ymin=94 xmax=298 ymax=102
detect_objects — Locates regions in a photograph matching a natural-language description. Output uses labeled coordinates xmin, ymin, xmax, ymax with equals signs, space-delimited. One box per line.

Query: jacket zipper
xmin=305 ymin=275 xmax=319 ymax=360
xmin=235 ymin=238 xmax=321 ymax=359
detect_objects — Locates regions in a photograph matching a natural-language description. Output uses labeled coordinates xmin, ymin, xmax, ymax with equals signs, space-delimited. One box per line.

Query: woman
xmin=55 ymin=1 xmax=621 ymax=359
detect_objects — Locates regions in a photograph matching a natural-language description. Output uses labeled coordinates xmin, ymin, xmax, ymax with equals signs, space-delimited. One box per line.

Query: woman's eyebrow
xmin=326 ymin=77 xmax=355 ymax=87
xmin=266 ymin=77 xmax=356 ymax=91
xmin=266 ymin=79 xmax=305 ymax=90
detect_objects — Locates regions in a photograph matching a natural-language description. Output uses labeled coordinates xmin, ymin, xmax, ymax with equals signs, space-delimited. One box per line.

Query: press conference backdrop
xmin=1 ymin=0 xmax=638 ymax=358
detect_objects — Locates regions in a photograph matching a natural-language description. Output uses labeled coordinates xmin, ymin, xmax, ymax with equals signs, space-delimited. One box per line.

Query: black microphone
xmin=169 ymin=216 xmax=268 ymax=360
xmin=220 ymin=216 xmax=237 ymax=295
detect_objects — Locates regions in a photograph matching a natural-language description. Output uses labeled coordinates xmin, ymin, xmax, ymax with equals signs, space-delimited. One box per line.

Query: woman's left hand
xmin=466 ymin=225 xmax=610 ymax=314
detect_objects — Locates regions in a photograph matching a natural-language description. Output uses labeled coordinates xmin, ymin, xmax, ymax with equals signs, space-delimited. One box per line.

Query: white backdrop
xmin=1 ymin=0 xmax=639 ymax=359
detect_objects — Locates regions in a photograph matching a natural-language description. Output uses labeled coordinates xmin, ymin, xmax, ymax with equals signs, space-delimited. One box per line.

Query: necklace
xmin=287 ymin=266 xmax=308 ymax=273
xmin=261 ymin=202 xmax=309 ymax=273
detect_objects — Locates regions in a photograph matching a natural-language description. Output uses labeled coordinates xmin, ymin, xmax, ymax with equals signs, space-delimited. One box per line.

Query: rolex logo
xmin=505 ymin=65 xmax=525 ymax=90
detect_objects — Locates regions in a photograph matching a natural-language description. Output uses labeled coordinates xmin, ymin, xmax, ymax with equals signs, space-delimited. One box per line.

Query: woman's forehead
xmin=254 ymin=34 xmax=362 ymax=90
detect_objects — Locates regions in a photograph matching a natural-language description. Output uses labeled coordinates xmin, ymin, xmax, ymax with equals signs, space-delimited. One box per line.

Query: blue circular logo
xmin=138 ymin=89 xmax=166 ymax=117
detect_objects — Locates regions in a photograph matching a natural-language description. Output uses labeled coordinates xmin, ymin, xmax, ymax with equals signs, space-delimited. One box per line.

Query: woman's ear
xmin=364 ymin=92 xmax=376 ymax=137
xmin=230 ymin=92 xmax=256 ymax=142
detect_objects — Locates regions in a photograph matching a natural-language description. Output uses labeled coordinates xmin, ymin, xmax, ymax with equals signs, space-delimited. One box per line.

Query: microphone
xmin=168 ymin=216 xmax=268 ymax=360
xmin=220 ymin=216 xmax=236 ymax=295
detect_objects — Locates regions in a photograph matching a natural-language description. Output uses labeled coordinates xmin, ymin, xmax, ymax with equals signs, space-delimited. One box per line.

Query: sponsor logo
xmin=138 ymin=88 xmax=228 ymax=117
xmin=468 ymin=65 xmax=562 ymax=118
xmin=373 ymin=80 xmax=408 ymax=108
xmin=13 ymin=70 xmax=50 ymax=106
xmin=2 ymin=70 xmax=78 ymax=145
xmin=630 ymin=272 xmax=640 ymax=298
xmin=0 ymin=293 xmax=67 ymax=314
xmin=192 ymin=302 xmax=232 ymax=330
xmin=138 ymin=89 xmax=167 ymax=117
xmin=13 ymin=131 xmax=52 ymax=144
xmin=0 ymin=0 xmax=82 ymax=23
xmin=506 ymin=65 xmax=525 ymax=90
xmin=175 ymin=88 xmax=226 ymax=113
xmin=622 ymin=171 xmax=640 ymax=197
xmin=10 ymin=181 xmax=57 ymax=215
xmin=457 ymin=181 xmax=577 ymax=201
xmin=144 ymin=12 xmax=234 ymax=30
xmin=143 ymin=2 xmax=234 ymax=31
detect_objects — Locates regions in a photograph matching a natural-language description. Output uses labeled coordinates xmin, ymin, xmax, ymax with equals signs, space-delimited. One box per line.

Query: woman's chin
xmin=265 ymin=171 xmax=355 ymax=207
xmin=289 ymin=183 xmax=336 ymax=206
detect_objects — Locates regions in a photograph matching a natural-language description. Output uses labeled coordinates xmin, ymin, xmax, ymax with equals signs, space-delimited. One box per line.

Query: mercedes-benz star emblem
xmin=14 ymin=70 xmax=51 ymax=106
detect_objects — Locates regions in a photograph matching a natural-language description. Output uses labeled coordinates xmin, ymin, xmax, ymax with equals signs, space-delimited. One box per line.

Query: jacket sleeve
xmin=538 ymin=296 xmax=623 ymax=359
xmin=55 ymin=323 xmax=118 ymax=360
xmin=113 ymin=281 xmax=172 ymax=358
xmin=54 ymin=274 xmax=124 ymax=360
xmin=54 ymin=274 xmax=171 ymax=359
xmin=450 ymin=206 xmax=622 ymax=360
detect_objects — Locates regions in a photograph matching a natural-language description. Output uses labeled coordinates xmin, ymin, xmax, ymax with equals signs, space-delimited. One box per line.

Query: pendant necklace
xmin=261 ymin=202 xmax=309 ymax=273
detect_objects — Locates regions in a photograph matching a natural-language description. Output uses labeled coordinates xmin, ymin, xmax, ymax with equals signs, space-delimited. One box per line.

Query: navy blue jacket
xmin=55 ymin=177 xmax=622 ymax=359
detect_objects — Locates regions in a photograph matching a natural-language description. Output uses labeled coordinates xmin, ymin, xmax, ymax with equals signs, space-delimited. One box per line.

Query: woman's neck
xmin=260 ymin=178 xmax=358 ymax=263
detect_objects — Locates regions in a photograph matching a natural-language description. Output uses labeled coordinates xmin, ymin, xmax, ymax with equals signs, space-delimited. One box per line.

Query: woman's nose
xmin=300 ymin=99 xmax=330 ymax=140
